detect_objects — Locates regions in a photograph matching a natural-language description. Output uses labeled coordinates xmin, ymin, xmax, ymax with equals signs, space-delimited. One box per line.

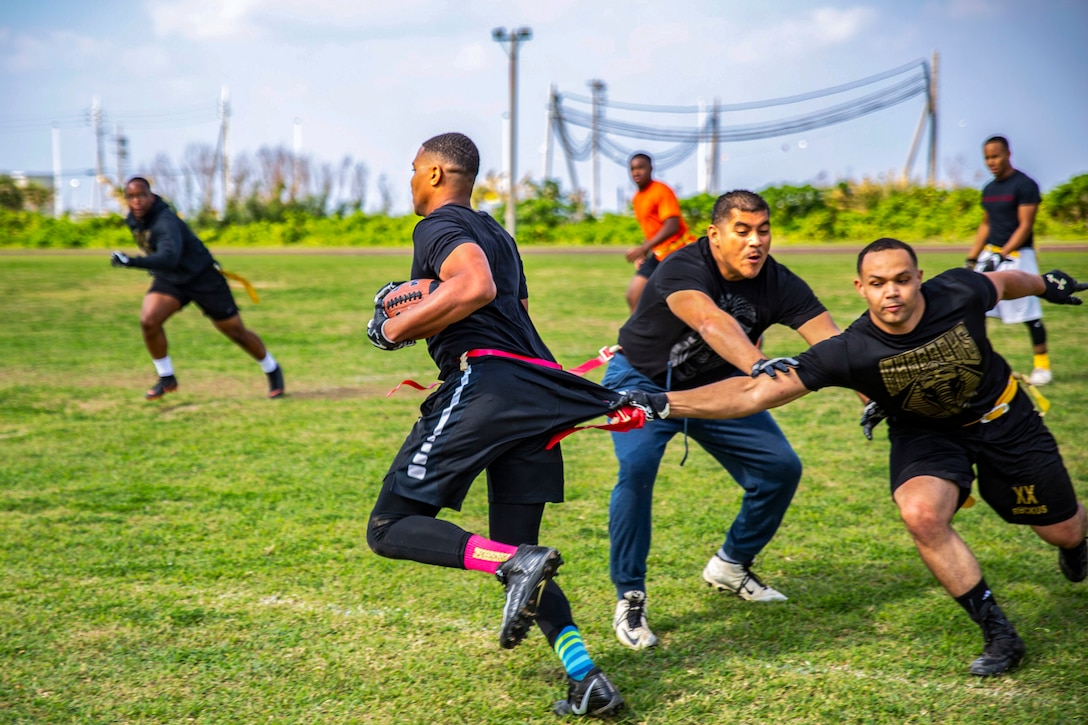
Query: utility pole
xmin=292 ymin=117 xmax=302 ymax=201
xmin=219 ymin=85 xmax=231 ymax=216
xmin=927 ymin=50 xmax=939 ymax=186
xmin=52 ymin=124 xmax=62 ymax=217
xmin=543 ymin=83 xmax=556 ymax=182
xmin=588 ymin=79 xmax=606 ymax=217
xmin=492 ymin=26 xmax=532 ymax=236
xmin=115 ymin=124 xmax=128 ymax=203
xmin=709 ymin=99 xmax=720 ymax=193
xmin=91 ymin=96 xmax=105 ymax=213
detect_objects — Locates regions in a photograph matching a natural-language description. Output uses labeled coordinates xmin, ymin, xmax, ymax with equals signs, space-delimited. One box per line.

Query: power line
xmin=551 ymin=58 xmax=934 ymax=186
xmin=0 ymin=102 xmax=218 ymax=134
xmin=558 ymin=59 xmax=926 ymax=113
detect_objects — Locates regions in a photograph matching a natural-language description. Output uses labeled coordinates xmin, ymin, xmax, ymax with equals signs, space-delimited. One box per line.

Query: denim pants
xmin=602 ymin=352 xmax=802 ymax=598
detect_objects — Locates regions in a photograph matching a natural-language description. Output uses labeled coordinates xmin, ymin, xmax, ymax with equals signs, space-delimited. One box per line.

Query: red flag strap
xmin=546 ymin=405 xmax=646 ymax=450
xmin=386 ymin=379 xmax=441 ymax=397
xmin=567 ymin=345 xmax=621 ymax=377
xmin=387 ymin=345 xmax=623 ymax=397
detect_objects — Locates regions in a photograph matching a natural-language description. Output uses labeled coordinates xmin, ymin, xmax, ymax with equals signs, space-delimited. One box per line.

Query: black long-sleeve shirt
xmin=124 ymin=197 xmax=215 ymax=284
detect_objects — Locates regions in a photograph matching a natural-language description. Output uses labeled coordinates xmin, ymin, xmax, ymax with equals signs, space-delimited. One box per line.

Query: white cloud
xmin=940 ymin=0 xmax=997 ymax=19
xmin=725 ymin=6 xmax=877 ymax=63
xmin=145 ymin=0 xmax=444 ymax=41
xmin=147 ymin=0 xmax=263 ymax=41
xmin=1 ymin=29 xmax=115 ymax=74
xmin=452 ymin=43 xmax=488 ymax=73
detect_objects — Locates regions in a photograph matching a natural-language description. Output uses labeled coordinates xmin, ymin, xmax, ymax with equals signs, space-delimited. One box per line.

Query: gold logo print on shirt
xmin=132 ymin=229 xmax=152 ymax=254
xmin=878 ymin=323 xmax=982 ymax=418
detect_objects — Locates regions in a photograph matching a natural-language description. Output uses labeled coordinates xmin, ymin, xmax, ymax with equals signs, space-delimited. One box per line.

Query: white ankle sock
xmin=258 ymin=353 xmax=278 ymax=374
xmin=153 ymin=356 xmax=174 ymax=377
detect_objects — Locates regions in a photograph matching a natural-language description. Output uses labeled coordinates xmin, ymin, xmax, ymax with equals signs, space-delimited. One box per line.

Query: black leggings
xmin=1025 ymin=319 xmax=1046 ymax=347
xmin=367 ymin=487 xmax=574 ymax=646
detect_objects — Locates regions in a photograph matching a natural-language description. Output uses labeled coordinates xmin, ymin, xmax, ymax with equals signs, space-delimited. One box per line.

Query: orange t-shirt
xmin=632 ymin=180 xmax=691 ymax=260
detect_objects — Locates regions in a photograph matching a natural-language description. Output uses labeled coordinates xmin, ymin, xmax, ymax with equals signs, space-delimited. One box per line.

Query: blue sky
xmin=2 ymin=0 xmax=1086 ymax=216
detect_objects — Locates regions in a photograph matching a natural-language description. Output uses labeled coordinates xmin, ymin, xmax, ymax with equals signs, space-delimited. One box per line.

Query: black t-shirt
xmin=410 ymin=204 xmax=554 ymax=378
xmin=618 ymin=237 xmax=827 ymax=390
xmin=982 ymin=169 xmax=1041 ymax=249
xmin=795 ymin=268 xmax=1012 ymax=430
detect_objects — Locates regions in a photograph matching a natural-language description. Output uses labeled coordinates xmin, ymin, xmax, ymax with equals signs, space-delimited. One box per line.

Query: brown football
xmin=382 ymin=279 xmax=440 ymax=316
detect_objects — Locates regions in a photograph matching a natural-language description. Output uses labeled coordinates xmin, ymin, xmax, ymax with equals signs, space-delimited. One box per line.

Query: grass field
xmin=2 ymin=248 xmax=1088 ymax=724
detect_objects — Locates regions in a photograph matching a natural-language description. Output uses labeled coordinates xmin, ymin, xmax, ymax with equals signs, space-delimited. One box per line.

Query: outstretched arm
xmin=986 ymin=269 xmax=1087 ymax=304
xmin=666 ymin=369 xmax=812 ymax=419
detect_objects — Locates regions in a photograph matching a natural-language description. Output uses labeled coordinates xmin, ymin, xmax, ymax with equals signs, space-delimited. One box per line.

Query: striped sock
xmin=554 ymin=625 xmax=595 ymax=681
xmin=462 ymin=535 xmax=517 ymax=574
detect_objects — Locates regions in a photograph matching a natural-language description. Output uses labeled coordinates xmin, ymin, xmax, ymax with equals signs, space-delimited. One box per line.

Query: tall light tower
xmin=492 ymin=26 xmax=532 ymax=236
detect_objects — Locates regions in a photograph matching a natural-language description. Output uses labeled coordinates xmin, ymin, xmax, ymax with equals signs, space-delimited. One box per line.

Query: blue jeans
xmin=602 ymin=352 xmax=802 ymax=598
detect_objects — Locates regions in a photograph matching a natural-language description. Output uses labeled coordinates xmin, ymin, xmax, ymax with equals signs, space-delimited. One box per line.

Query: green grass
xmin=2 ymin=249 xmax=1087 ymax=724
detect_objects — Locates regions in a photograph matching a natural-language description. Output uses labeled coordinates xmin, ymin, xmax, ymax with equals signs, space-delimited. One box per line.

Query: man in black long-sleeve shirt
xmin=111 ymin=176 xmax=284 ymax=400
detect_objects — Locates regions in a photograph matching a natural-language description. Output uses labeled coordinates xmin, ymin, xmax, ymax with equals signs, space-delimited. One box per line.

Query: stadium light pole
xmin=492 ymin=26 xmax=532 ymax=236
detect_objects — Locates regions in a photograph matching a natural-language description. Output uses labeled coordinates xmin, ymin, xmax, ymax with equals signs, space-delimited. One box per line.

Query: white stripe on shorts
xmin=407 ymin=364 xmax=472 ymax=480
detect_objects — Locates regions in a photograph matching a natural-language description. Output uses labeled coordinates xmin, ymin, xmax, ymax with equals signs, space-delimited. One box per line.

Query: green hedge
xmin=4 ymin=176 xmax=1086 ymax=250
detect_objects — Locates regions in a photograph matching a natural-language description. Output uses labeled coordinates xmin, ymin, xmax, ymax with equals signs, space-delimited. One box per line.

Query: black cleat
xmin=266 ymin=366 xmax=285 ymax=399
xmin=495 ymin=544 xmax=562 ymax=650
xmin=145 ymin=375 xmax=178 ymax=400
xmin=553 ymin=668 xmax=625 ymax=718
xmin=1059 ymin=539 xmax=1087 ymax=583
xmin=970 ymin=602 xmax=1025 ymax=677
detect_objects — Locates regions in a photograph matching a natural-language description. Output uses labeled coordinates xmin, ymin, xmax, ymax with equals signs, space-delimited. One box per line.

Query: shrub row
xmin=3 ymin=176 xmax=1086 ymax=249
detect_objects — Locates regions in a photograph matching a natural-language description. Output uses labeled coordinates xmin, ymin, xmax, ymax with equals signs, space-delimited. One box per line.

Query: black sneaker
xmin=970 ymin=603 xmax=1025 ymax=677
xmin=266 ymin=366 xmax=285 ymax=399
xmin=1059 ymin=539 xmax=1088 ymax=583
xmin=494 ymin=544 xmax=562 ymax=650
xmin=552 ymin=668 xmax=625 ymax=718
xmin=145 ymin=375 xmax=178 ymax=400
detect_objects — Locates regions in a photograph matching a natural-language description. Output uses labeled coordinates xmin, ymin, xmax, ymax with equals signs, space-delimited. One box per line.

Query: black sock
xmin=954 ymin=578 xmax=995 ymax=624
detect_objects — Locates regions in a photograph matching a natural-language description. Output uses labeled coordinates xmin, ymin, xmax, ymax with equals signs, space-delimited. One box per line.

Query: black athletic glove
xmin=978 ymin=255 xmax=1004 ymax=273
xmin=366 ymin=311 xmax=414 ymax=351
xmin=1039 ymin=270 xmax=1088 ymax=305
xmin=373 ymin=280 xmax=406 ymax=308
xmin=367 ymin=280 xmax=415 ymax=350
xmin=110 ymin=251 xmax=131 ymax=267
xmin=751 ymin=357 xmax=799 ymax=378
xmin=964 ymin=257 xmax=978 ymax=270
xmin=610 ymin=389 xmax=670 ymax=421
xmin=860 ymin=401 xmax=888 ymax=441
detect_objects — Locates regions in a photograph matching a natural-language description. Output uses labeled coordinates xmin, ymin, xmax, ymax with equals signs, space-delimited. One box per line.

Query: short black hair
xmin=857 ymin=237 xmax=918 ymax=274
xmin=984 ymin=135 xmax=1010 ymax=152
xmin=629 ymin=152 xmax=652 ymax=166
xmin=421 ymin=132 xmax=480 ymax=180
xmin=125 ymin=176 xmax=152 ymax=191
xmin=711 ymin=190 xmax=770 ymax=225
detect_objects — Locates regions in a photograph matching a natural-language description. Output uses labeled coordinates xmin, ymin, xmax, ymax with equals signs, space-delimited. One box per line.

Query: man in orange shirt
xmin=624 ymin=153 xmax=693 ymax=311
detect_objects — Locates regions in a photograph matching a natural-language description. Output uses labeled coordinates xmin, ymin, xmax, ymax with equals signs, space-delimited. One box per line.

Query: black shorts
xmin=384 ymin=357 xmax=623 ymax=510
xmin=149 ymin=265 xmax=239 ymax=321
xmin=888 ymin=391 xmax=1078 ymax=526
xmin=635 ymin=254 xmax=661 ymax=279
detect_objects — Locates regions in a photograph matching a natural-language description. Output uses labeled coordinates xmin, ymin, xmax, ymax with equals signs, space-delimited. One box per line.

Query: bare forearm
xmin=646 ymin=217 xmax=680 ymax=248
xmin=968 ymin=221 xmax=989 ymax=259
xmin=988 ymin=270 xmax=1045 ymax=301
xmin=665 ymin=374 xmax=809 ymax=419
xmin=999 ymin=224 xmax=1033 ymax=256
